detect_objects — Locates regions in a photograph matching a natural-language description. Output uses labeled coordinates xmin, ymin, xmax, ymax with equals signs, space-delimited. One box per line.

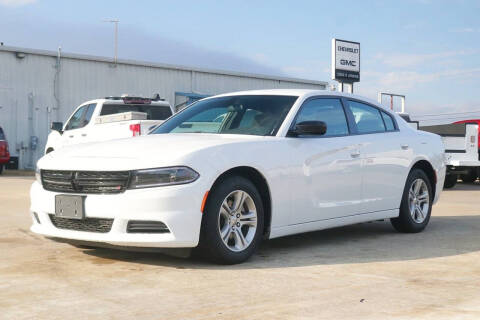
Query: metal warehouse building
xmin=0 ymin=46 xmax=327 ymax=169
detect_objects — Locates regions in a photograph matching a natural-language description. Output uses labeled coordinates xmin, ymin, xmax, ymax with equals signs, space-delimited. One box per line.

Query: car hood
xmin=38 ymin=133 xmax=267 ymax=171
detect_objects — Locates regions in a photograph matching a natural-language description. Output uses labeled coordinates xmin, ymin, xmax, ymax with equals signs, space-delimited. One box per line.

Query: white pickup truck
xmin=45 ymin=95 xmax=174 ymax=154
xmin=420 ymin=122 xmax=480 ymax=188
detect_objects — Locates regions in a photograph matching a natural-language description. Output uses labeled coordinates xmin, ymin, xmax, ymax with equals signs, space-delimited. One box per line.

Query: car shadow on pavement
xmin=81 ymin=215 xmax=480 ymax=269
xmin=448 ymin=181 xmax=480 ymax=190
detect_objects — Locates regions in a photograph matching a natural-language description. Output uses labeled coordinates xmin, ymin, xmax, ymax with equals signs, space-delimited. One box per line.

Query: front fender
xmin=44 ymin=131 xmax=63 ymax=154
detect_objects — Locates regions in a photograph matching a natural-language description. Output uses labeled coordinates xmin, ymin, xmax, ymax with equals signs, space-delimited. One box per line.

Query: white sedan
xmin=30 ymin=90 xmax=446 ymax=264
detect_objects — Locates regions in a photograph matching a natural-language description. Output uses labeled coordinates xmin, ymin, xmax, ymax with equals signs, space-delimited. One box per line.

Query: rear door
xmin=345 ymin=99 xmax=410 ymax=213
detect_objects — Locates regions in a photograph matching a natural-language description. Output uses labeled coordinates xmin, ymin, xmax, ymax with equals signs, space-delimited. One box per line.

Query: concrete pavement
xmin=1 ymin=176 xmax=479 ymax=319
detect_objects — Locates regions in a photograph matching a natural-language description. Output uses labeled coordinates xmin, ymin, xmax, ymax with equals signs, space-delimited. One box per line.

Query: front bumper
xmin=29 ymin=180 xmax=207 ymax=248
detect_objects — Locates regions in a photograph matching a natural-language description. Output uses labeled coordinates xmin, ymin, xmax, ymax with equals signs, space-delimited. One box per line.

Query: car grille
xmin=49 ymin=214 xmax=113 ymax=233
xmin=41 ymin=170 xmax=130 ymax=194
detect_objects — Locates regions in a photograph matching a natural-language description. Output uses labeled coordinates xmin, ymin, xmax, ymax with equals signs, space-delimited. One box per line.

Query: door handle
xmin=81 ymin=134 xmax=87 ymax=137
xmin=401 ymin=144 xmax=409 ymax=150
xmin=350 ymin=151 xmax=361 ymax=158
xmin=69 ymin=135 xmax=74 ymax=138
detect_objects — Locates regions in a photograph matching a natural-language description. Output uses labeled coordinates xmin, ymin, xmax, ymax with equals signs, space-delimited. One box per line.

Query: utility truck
xmin=45 ymin=95 xmax=174 ymax=154
xmin=420 ymin=121 xmax=480 ymax=188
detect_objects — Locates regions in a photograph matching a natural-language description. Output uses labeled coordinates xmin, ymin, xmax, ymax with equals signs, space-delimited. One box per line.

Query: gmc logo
xmin=340 ymin=59 xmax=357 ymax=67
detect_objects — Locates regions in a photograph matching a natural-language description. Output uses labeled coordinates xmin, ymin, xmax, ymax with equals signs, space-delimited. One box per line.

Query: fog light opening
xmin=126 ymin=221 xmax=170 ymax=234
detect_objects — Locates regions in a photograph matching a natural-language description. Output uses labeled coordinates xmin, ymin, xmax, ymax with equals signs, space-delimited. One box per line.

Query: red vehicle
xmin=0 ymin=127 xmax=10 ymax=174
xmin=454 ymin=119 xmax=480 ymax=183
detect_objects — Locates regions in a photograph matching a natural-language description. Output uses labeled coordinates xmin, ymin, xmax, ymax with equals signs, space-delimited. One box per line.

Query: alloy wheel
xmin=408 ymin=179 xmax=430 ymax=223
xmin=218 ymin=190 xmax=257 ymax=252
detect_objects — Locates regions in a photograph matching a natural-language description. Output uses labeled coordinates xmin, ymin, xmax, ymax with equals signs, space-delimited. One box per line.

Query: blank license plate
xmin=55 ymin=195 xmax=85 ymax=220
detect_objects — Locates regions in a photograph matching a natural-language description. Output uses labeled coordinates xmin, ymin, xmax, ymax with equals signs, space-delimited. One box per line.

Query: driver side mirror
xmin=51 ymin=122 xmax=63 ymax=134
xmin=289 ymin=121 xmax=327 ymax=136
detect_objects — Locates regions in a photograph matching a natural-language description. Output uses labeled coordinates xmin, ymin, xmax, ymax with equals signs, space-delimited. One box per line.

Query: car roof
xmin=211 ymin=89 xmax=322 ymax=97
xmin=209 ymin=89 xmax=386 ymax=110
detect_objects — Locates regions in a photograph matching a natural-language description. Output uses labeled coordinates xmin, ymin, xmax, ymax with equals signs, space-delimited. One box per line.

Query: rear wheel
xmin=391 ymin=169 xmax=432 ymax=233
xmin=444 ymin=174 xmax=458 ymax=189
xmin=460 ymin=169 xmax=478 ymax=183
xmin=0 ymin=164 xmax=3 ymax=174
xmin=199 ymin=176 xmax=264 ymax=264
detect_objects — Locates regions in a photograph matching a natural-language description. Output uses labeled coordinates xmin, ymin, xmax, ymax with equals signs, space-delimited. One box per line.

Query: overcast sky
xmin=1 ymin=0 xmax=479 ymax=122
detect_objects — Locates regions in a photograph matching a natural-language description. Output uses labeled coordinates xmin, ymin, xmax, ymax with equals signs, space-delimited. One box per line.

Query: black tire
xmin=0 ymin=164 xmax=3 ymax=174
xmin=443 ymin=174 xmax=458 ymax=189
xmin=199 ymin=176 xmax=264 ymax=264
xmin=391 ymin=169 xmax=433 ymax=233
xmin=460 ymin=169 xmax=477 ymax=183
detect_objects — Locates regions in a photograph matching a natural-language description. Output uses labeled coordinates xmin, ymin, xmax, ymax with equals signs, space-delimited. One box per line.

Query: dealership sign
xmin=331 ymin=39 xmax=360 ymax=82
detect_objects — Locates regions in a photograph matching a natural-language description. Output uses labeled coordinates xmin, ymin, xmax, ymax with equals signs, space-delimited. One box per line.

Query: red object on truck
xmin=455 ymin=119 xmax=480 ymax=149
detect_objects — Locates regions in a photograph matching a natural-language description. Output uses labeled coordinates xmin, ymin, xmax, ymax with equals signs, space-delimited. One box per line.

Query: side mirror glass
xmin=51 ymin=122 xmax=63 ymax=133
xmin=290 ymin=121 xmax=327 ymax=136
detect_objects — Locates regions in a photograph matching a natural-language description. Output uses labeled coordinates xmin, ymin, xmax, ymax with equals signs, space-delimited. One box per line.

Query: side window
xmin=347 ymin=101 xmax=386 ymax=134
xmin=65 ymin=105 xmax=88 ymax=131
xmin=146 ymin=106 xmax=172 ymax=120
xmin=381 ymin=111 xmax=395 ymax=131
xmin=83 ymin=104 xmax=96 ymax=126
xmin=294 ymin=98 xmax=349 ymax=137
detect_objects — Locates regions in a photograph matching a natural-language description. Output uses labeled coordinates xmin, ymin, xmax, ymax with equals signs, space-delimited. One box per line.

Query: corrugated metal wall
xmin=0 ymin=47 xmax=326 ymax=169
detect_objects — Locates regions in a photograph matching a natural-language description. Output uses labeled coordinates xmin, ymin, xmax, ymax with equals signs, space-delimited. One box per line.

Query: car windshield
xmin=152 ymin=95 xmax=298 ymax=136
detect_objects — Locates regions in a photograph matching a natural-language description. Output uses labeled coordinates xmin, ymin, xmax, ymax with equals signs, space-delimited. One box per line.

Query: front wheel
xmin=391 ymin=169 xmax=432 ymax=233
xmin=199 ymin=176 xmax=264 ymax=264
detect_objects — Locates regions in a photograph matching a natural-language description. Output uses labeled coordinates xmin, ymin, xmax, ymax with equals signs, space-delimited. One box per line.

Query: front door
xmin=62 ymin=104 xmax=95 ymax=147
xmin=287 ymin=97 xmax=364 ymax=224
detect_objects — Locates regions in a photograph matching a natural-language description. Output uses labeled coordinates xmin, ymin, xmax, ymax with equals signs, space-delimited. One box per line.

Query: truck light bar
xmin=122 ymin=97 xmax=151 ymax=104
xmin=104 ymin=93 xmax=164 ymax=103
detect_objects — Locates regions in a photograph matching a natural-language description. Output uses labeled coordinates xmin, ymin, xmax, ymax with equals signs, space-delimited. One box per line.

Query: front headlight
xmin=129 ymin=166 xmax=199 ymax=189
xmin=35 ymin=166 xmax=42 ymax=185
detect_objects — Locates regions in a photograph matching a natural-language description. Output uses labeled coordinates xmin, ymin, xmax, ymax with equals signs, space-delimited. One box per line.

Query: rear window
xmin=100 ymin=104 xmax=172 ymax=120
xmin=0 ymin=128 xmax=5 ymax=140
xmin=381 ymin=111 xmax=396 ymax=131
